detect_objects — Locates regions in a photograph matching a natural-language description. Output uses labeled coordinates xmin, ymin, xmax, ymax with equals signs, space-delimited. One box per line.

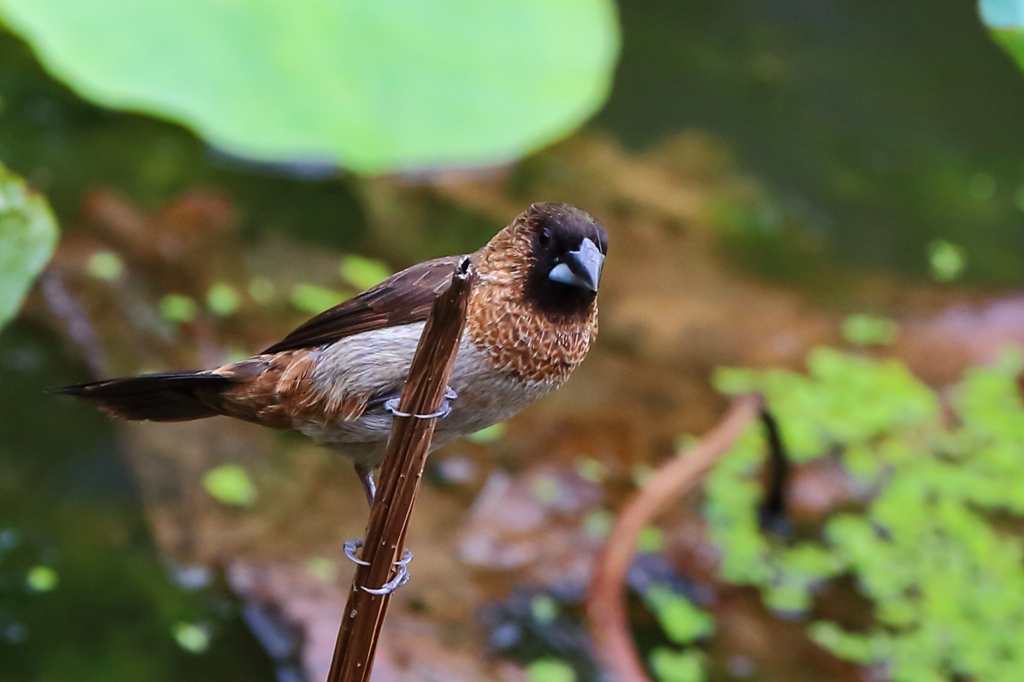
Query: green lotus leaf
xmin=0 ymin=163 xmax=59 ymax=330
xmin=0 ymin=0 xmax=619 ymax=173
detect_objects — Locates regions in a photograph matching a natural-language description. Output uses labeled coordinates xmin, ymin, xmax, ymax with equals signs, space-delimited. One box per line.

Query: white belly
xmin=293 ymin=322 xmax=556 ymax=467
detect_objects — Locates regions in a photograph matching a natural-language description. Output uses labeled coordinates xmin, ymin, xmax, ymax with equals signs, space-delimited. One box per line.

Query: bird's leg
xmin=354 ymin=462 xmax=376 ymax=508
xmin=343 ymin=463 xmax=413 ymax=594
xmin=344 ymin=386 xmax=457 ymax=591
xmin=383 ymin=385 xmax=458 ymax=419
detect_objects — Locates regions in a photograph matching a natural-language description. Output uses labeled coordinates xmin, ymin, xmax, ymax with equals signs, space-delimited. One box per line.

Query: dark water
xmin=598 ymin=0 xmax=1024 ymax=283
xmin=0 ymin=324 xmax=276 ymax=682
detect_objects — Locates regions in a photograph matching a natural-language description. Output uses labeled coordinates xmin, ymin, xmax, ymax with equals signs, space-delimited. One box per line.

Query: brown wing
xmin=262 ymin=255 xmax=467 ymax=354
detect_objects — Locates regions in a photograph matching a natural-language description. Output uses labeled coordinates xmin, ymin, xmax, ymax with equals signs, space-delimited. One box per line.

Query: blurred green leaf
xmin=25 ymin=565 xmax=58 ymax=593
xmin=637 ymin=526 xmax=665 ymax=554
xmin=526 ymin=659 xmax=576 ymax=682
xmin=339 ymin=254 xmax=391 ymax=291
xmin=530 ymin=474 xmax=562 ymax=505
xmin=650 ymin=648 xmax=705 ymax=682
xmin=466 ymin=422 xmax=506 ymax=444
xmin=583 ymin=509 xmax=613 ymax=539
xmin=926 ymin=239 xmax=966 ymax=281
xmin=248 ymin=276 xmax=276 ymax=305
xmin=0 ymin=0 xmax=619 ymax=173
xmin=172 ymin=621 xmax=211 ymax=654
xmin=206 ymin=282 xmax=240 ymax=317
xmin=290 ymin=283 xmax=346 ymax=315
xmin=85 ymin=250 xmax=124 ymax=281
xmin=0 ymin=163 xmax=59 ymax=330
xmin=530 ymin=594 xmax=559 ymax=624
xmin=841 ymin=313 xmax=899 ymax=346
xmin=159 ymin=293 xmax=198 ymax=323
xmin=644 ymin=586 xmax=714 ymax=644
xmin=575 ymin=457 xmax=608 ymax=483
xmin=202 ymin=465 xmax=257 ymax=507
xmin=305 ymin=556 xmax=338 ymax=583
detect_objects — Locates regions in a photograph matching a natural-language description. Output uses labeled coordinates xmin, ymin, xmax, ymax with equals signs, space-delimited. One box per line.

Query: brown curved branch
xmin=585 ymin=394 xmax=765 ymax=682
xmin=326 ymin=257 xmax=473 ymax=682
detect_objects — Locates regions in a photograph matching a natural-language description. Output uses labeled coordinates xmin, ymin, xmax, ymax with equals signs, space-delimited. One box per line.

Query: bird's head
xmin=478 ymin=202 xmax=607 ymax=320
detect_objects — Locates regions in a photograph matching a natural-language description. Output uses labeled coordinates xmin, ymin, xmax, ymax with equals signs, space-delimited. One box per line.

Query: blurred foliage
xmin=708 ymin=348 xmax=1024 ymax=681
xmin=205 ymin=283 xmax=241 ymax=318
xmin=841 ymin=314 xmax=899 ymax=347
xmin=981 ymin=0 xmax=1024 ymax=71
xmin=642 ymin=585 xmax=714 ymax=645
xmin=650 ymin=648 xmax=704 ymax=682
xmin=926 ymin=239 xmax=967 ymax=282
xmin=338 ymin=254 xmax=391 ymax=291
xmin=0 ymin=0 xmax=619 ymax=173
xmin=640 ymin=582 xmax=712 ymax=681
xmin=0 ymin=162 xmax=57 ymax=330
xmin=289 ymin=283 xmax=347 ymax=315
xmin=466 ymin=421 xmax=507 ymax=444
xmin=526 ymin=658 xmax=577 ymax=682
xmin=202 ymin=465 xmax=258 ymax=507
xmin=158 ymin=293 xmax=198 ymax=324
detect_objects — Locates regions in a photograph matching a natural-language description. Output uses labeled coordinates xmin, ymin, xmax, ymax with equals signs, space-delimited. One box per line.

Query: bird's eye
xmin=538 ymin=228 xmax=552 ymax=248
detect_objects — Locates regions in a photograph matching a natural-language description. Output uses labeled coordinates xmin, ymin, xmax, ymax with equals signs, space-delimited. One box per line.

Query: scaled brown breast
xmin=463 ymin=221 xmax=598 ymax=385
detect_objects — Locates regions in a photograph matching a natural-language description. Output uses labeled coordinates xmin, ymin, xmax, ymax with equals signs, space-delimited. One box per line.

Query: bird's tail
xmin=55 ymin=371 xmax=233 ymax=422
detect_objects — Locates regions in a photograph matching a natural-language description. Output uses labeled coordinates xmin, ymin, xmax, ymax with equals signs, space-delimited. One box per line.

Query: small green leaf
xmin=632 ymin=462 xmax=656 ymax=488
xmin=339 ymin=255 xmax=391 ymax=291
xmin=583 ymin=509 xmax=613 ymax=539
xmin=86 ymin=250 xmax=124 ymax=281
xmin=466 ymin=422 xmax=506 ymax=444
xmin=290 ymin=283 xmax=345 ymax=315
xmin=637 ymin=526 xmax=665 ymax=554
xmin=842 ymin=313 xmax=899 ymax=346
xmin=530 ymin=474 xmax=561 ymax=505
xmin=206 ymin=282 xmax=240 ymax=317
xmin=526 ymin=658 xmax=576 ymax=682
xmin=0 ymin=163 xmax=59 ymax=330
xmin=160 ymin=293 xmax=198 ymax=323
xmin=644 ymin=586 xmax=715 ymax=644
xmin=173 ymin=621 xmax=211 ymax=654
xmin=25 ymin=565 xmax=58 ymax=593
xmin=649 ymin=647 xmax=705 ymax=682
xmin=575 ymin=457 xmax=608 ymax=483
xmin=306 ymin=556 xmax=338 ymax=583
xmin=202 ymin=464 xmax=257 ymax=507
xmin=530 ymin=594 xmax=559 ymax=624
xmin=926 ymin=239 xmax=965 ymax=281
xmin=247 ymin=276 xmax=276 ymax=305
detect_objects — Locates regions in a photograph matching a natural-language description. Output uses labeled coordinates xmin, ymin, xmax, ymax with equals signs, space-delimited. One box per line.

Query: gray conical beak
xmin=548 ymin=237 xmax=604 ymax=292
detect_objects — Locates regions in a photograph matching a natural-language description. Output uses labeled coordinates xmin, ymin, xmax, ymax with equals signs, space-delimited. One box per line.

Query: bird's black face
xmin=522 ymin=203 xmax=608 ymax=319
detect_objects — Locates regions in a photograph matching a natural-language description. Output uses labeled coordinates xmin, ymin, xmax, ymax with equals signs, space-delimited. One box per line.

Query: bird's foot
xmin=343 ymin=537 xmax=413 ymax=594
xmin=384 ymin=386 xmax=457 ymax=419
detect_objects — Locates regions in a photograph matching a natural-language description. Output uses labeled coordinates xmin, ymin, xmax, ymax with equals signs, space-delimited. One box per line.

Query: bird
xmin=58 ymin=202 xmax=607 ymax=505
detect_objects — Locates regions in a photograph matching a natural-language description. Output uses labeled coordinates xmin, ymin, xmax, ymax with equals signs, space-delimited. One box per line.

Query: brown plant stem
xmin=327 ymin=257 xmax=474 ymax=682
xmin=585 ymin=394 xmax=765 ymax=682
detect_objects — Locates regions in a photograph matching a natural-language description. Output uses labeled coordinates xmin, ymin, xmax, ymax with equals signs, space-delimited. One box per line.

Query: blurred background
xmin=2 ymin=1 xmax=1024 ymax=681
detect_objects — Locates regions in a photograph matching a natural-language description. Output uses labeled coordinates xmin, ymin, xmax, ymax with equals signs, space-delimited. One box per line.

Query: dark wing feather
xmin=262 ymin=255 xmax=467 ymax=353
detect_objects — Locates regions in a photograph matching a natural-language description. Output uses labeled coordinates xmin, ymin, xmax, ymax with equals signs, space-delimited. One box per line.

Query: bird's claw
xmin=343 ymin=537 xmax=371 ymax=566
xmin=359 ymin=563 xmax=410 ymax=595
xmin=384 ymin=386 xmax=457 ymax=419
xmin=343 ymin=538 xmax=414 ymax=594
